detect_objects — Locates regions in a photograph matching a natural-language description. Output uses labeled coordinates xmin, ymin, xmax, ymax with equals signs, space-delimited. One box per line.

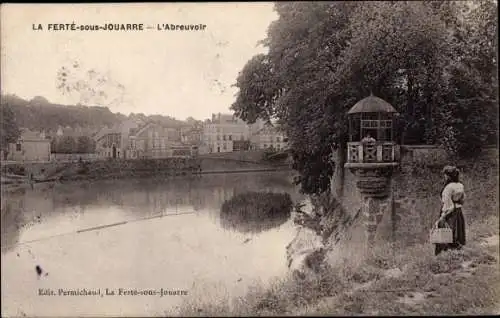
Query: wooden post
xmin=377 ymin=144 xmax=383 ymax=162
xmin=349 ymin=117 xmax=352 ymax=142
xmin=358 ymin=143 xmax=363 ymax=163
xmin=377 ymin=112 xmax=381 ymax=141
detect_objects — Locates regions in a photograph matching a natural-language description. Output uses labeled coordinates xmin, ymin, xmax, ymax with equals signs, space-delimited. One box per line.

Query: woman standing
xmin=435 ymin=165 xmax=467 ymax=256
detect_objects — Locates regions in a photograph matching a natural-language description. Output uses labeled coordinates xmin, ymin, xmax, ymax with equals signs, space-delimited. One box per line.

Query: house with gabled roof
xmin=127 ymin=121 xmax=192 ymax=159
xmin=94 ymin=119 xmax=140 ymax=159
xmin=7 ymin=128 xmax=51 ymax=162
xmin=94 ymin=119 xmax=193 ymax=159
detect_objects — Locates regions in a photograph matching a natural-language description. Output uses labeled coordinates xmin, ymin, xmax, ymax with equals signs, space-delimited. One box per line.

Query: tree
xmin=76 ymin=135 xmax=95 ymax=153
xmin=231 ymin=1 xmax=497 ymax=195
xmin=434 ymin=0 xmax=498 ymax=156
xmin=57 ymin=136 xmax=77 ymax=154
xmin=0 ymin=101 xmax=20 ymax=152
xmin=50 ymin=138 xmax=58 ymax=154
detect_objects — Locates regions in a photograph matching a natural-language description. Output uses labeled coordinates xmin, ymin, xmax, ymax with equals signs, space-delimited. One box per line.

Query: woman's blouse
xmin=441 ymin=182 xmax=465 ymax=213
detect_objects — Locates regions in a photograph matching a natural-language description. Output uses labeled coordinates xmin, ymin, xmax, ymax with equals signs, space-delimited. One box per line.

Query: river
xmin=1 ymin=172 xmax=304 ymax=317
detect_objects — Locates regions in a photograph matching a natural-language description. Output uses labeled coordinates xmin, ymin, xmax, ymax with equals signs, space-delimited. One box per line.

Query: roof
xmin=130 ymin=122 xmax=155 ymax=137
xmin=93 ymin=127 xmax=120 ymax=141
xmin=18 ymin=129 xmax=49 ymax=142
xmin=347 ymin=94 xmax=399 ymax=115
xmin=131 ymin=121 xmax=181 ymax=138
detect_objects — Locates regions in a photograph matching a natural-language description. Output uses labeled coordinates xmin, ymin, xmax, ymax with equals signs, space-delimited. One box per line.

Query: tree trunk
xmin=332 ymin=141 xmax=346 ymax=199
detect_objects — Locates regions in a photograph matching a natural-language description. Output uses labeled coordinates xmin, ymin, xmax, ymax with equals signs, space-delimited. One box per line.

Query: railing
xmin=347 ymin=141 xmax=400 ymax=163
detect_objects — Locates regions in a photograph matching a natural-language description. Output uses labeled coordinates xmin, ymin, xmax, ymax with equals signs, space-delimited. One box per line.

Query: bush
xmin=220 ymin=191 xmax=293 ymax=233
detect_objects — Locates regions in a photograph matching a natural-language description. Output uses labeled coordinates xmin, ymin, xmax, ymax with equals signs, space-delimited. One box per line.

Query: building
xmin=94 ymin=119 xmax=141 ymax=159
xmin=180 ymin=126 xmax=203 ymax=146
xmin=250 ymin=124 xmax=288 ymax=151
xmin=127 ymin=122 xmax=189 ymax=159
xmin=202 ymin=113 xmax=265 ymax=153
xmin=95 ymin=120 xmax=193 ymax=159
xmin=7 ymin=129 xmax=51 ymax=162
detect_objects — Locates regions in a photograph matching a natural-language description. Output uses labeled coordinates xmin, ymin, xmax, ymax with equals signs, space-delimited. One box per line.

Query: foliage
xmin=0 ymin=94 xmax=189 ymax=136
xmin=231 ymin=1 xmax=498 ymax=194
xmin=0 ymin=101 xmax=20 ymax=151
xmin=220 ymin=191 xmax=293 ymax=233
xmin=49 ymin=135 xmax=96 ymax=154
xmin=57 ymin=136 xmax=77 ymax=154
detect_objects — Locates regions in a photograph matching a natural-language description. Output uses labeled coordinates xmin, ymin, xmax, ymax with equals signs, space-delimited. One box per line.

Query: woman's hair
xmin=442 ymin=165 xmax=460 ymax=183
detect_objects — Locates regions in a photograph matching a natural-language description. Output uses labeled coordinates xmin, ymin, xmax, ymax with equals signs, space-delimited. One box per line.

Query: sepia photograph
xmin=1 ymin=1 xmax=498 ymax=316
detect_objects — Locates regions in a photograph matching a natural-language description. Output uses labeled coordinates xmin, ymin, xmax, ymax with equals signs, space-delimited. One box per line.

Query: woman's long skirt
xmin=435 ymin=207 xmax=466 ymax=256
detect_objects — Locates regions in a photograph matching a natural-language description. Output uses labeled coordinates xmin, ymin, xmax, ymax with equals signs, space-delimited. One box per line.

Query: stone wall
xmin=327 ymin=144 xmax=498 ymax=257
xmin=286 ymin=145 xmax=498 ymax=275
xmin=198 ymin=150 xmax=267 ymax=162
xmin=50 ymin=153 xmax=100 ymax=162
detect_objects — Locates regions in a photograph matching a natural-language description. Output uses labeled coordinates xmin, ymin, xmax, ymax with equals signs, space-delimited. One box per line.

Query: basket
xmin=430 ymin=222 xmax=453 ymax=244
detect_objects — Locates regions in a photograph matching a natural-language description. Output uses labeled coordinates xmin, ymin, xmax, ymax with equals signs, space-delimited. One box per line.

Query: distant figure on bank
xmin=361 ymin=133 xmax=376 ymax=144
xmin=435 ymin=165 xmax=466 ymax=256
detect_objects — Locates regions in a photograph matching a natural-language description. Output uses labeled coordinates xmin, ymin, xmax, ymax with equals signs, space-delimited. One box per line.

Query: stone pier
xmin=346 ymin=163 xmax=398 ymax=247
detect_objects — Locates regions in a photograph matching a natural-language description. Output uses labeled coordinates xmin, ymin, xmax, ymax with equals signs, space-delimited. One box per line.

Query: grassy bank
xmin=0 ymin=155 xmax=290 ymax=185
xmin=173 ymin=214 xmax=499 ymax=316
xmin=173 ymin=155 xmax=499 ymax=316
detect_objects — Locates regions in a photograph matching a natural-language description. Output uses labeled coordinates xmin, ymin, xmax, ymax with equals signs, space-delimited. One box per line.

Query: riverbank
xmin=173 ymin=214 xmax=499 ymax=316
xmin=173 ymin=154 xmax=499 ymax=316
xmin=0 ymin=156 xmax=291 ymax=189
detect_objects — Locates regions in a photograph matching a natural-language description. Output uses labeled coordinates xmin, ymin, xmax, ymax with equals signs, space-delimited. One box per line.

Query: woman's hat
xmin=442 ymin=165 xmax=459 ymax=177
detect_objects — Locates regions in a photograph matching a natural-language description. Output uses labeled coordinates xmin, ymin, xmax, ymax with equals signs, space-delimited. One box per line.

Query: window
xmin=277 ymin=137 xmax=281 ymax=142
xmin=228 ymin=135 xmax=232 ymax=141
xmin=16 ymin=143 xmax=21 ymax=151
xmin=223 ymin=135 xmax=226 ymax=141
xmin=264 ymin=144 xmax=267 ymax=148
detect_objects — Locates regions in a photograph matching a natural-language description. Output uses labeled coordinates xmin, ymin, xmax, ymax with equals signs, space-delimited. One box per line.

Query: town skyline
xmin=1 ymin=3 xmax=278 ymax=120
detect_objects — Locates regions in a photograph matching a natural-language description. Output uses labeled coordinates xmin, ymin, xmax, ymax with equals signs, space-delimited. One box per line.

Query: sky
xmin=1 ymin=3 xmax=278 ymax=121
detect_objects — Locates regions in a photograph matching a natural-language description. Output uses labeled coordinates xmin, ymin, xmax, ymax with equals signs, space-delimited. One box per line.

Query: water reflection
xmin=1 ymin=172 xmax=302 ymax=317
xmin=1 ymin=172 xmax=302 ymax=252
xmin=220 ymin=209 xmax=291 ymax=234
xmin=219 ymin=192 xmax=293 ymax=234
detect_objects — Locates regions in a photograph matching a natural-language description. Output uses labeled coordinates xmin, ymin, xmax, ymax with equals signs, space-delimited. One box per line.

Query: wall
xmin=323 ymin=144 xmax=499 ymax=264
xmin=7 ymin=140 xmax=51 ymax=162
xmin=198 ymin=150 xmax=267 ymax=163
xmin=50 ymin=153 xmax=99 ymax=162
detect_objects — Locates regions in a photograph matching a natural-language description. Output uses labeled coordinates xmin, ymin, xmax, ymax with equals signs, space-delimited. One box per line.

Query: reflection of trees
xmin=219 ymin=192 xmax=293 ymax=234
xmin=0 ymin=172 xmax=301 ymax=244
xmin=1 ymin=189 xmax=27 ymax=253
xmin=72 ymin=174 xmax=298 ymax=217
xmin=220 ymin=209 xmax=291 ymax=234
